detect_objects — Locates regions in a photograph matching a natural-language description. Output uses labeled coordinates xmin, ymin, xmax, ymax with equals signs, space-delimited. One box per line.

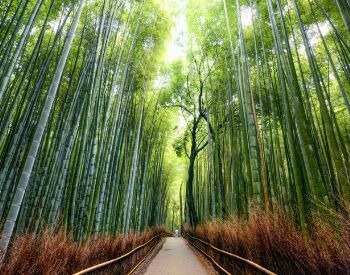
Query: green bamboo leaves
xmin=0 ymin=0 xmax=170 ymax=252
xmin=183 ymin=0 xmax=350 ymax=230
xmin=0 ymin=0 xmax=85 ymax=251
xmin=0 ymin=0 xmax=349 ymax=254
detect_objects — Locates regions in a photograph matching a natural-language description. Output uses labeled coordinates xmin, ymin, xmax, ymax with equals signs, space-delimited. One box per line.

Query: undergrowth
xmin=0 ymin=226 xmax=166 ymax=274
xmin=184 ymin=207 xmax=350 ymax=274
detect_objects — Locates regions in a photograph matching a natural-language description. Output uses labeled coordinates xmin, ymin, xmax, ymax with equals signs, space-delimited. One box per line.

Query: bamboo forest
xmin=0 ymin=0 xmax=350 ymax=274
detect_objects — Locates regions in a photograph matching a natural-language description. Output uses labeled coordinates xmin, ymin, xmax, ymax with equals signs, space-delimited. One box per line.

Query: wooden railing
xmin=74 ymin=233 xmax=169 ymax=275
xmin=184 ymin=232 xmax=277 ymax=275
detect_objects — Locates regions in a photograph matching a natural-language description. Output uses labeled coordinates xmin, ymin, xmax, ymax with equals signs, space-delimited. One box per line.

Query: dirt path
xmin=143 ymin=237 xmax=216 ymax=275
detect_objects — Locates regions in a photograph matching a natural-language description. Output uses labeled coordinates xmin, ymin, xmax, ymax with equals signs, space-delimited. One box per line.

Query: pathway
xmin=143 ymin=237 xmax=213 ymax=275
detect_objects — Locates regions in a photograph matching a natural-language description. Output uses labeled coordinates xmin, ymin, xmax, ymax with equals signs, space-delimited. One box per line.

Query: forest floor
xmin=140 ymin=237 xmax=217 ymax=275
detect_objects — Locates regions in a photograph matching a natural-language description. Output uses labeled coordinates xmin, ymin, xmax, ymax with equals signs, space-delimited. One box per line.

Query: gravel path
xmin=143 ymin=237 xmax=215 ymax=275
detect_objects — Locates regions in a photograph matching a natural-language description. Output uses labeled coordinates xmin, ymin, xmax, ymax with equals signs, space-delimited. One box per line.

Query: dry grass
xmin=184 ymin=208 xmax=350 ymax=274
xmin=0 ymin=227 xmax=166 ymax=274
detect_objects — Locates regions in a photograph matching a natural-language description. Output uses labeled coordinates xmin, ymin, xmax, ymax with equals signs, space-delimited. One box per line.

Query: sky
xmin=164 ymin=0 xmax=188 ymax=63
xmin=152 ymin=0 xmax=187 ymax=90
xmin=164 ymin=1 xmax=253 ymax=63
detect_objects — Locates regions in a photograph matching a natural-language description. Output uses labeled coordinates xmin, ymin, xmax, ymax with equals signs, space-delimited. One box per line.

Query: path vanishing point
xmin=143 ymin=237 xmax=215 ymax=275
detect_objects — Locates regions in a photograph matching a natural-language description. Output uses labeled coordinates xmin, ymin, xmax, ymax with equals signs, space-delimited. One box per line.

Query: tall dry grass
xmin=0 ymin=226 xmax=166 ymax=274
xmin=184 ymin=208 xmax=350 ymax=274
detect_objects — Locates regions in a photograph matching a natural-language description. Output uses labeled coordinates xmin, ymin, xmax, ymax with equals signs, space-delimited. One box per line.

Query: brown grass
xmin=184 ymin=208 xmax=350 ymax=274
xmin=0 ymin=227 xmax=166 ymax=275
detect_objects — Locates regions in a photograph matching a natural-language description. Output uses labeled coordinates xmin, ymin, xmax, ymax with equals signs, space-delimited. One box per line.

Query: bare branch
xmin=196 ymin=140 xmax=208 ymax=154
xmin=197 ymin=132 xmax=208 ymax=148
xmin=183 ymin=133 xmax=190 ymax=159
xmin=164 ymin=104 xmax=194 ymax=116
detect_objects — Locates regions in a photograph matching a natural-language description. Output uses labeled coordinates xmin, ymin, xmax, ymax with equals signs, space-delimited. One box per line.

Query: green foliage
xmin=0 ymin=0 xmax=172 ymax=246
xmin=1 ymin=0 xmax=350 ymax=248
xmin=174 ymin=0 xmax=350 ymax=230
xmin=172 ymin=135 xmax=185 ymax=157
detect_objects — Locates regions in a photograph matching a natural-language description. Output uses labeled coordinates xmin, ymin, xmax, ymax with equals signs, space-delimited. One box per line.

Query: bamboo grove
xmin=0 ymin=0 xmax=171 ymax=251
xmin=1 ymin=0 xmax=350 ymax=256
xmin=164 ymin=0 xmax=350 ymax=231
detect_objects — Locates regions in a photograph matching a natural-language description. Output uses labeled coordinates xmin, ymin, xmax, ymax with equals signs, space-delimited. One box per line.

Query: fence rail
xmin=74 ymin=233 xmax=168 ymax=275
xmin=184 ymin=232 xmax=277 ymax=275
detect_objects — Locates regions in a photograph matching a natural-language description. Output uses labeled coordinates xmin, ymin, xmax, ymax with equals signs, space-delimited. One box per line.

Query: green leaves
xmin=172 ymin=135 xmax=185 ymax=157
xmin=177 ymin=0 xmax=350 ymax=230
xmin=0 ymin=0 xmax=171 ymax=247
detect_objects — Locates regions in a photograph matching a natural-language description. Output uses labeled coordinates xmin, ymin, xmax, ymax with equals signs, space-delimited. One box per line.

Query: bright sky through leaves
xmin=165 ymin=0 xmax=188 ymax=62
